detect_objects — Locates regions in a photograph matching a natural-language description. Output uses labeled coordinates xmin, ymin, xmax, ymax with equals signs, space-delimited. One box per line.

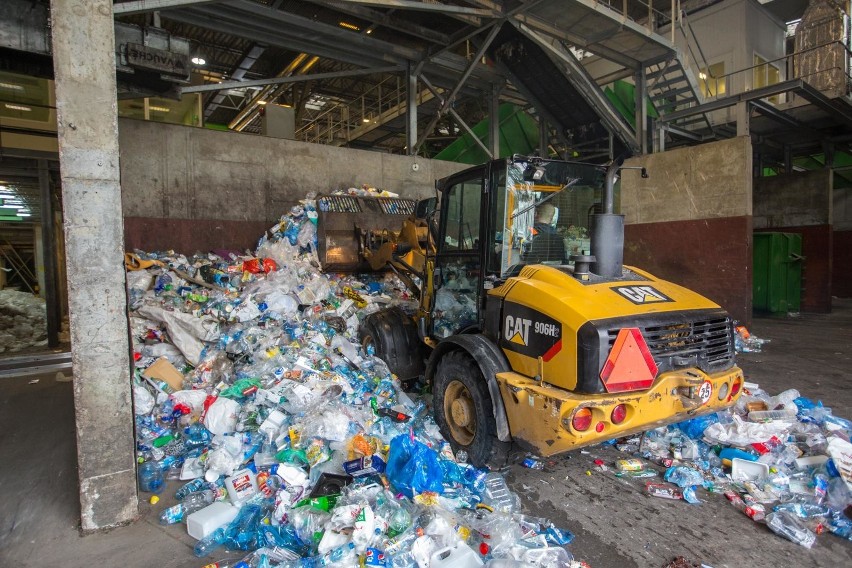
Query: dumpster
xmin=753 ymin=232 xmax=803 ymax=313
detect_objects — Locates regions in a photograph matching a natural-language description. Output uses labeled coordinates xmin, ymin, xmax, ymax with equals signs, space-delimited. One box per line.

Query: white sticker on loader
xmin=698 ymin=381 xmax=713 ymax=405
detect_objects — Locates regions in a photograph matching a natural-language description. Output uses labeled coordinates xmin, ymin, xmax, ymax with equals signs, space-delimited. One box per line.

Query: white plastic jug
xmin=429 ymin=543 xmax=484 ymax=568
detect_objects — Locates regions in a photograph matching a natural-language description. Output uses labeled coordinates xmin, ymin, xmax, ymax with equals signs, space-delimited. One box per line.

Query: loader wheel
xmin=359 ymin=307 xmax=424 ymax=381
xmin=434 ymin=351 xmax=509 ymax=468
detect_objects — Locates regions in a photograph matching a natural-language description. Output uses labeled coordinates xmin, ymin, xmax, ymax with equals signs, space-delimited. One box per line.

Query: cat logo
xmin=500 ymin=303 xmax=562 ymax=361
xmin=612 ymin=285 xmax=673 ymax=305
xmin=504 ymin=315 xmax=532 ymax=346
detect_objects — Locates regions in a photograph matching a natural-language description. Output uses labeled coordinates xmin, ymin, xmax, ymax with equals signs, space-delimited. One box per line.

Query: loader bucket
xmin=317 ymin=194 xmax=417 ymax=272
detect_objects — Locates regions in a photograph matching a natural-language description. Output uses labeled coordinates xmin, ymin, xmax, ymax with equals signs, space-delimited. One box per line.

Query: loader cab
xmin=430 ymin=157 xmax=606 ymax=339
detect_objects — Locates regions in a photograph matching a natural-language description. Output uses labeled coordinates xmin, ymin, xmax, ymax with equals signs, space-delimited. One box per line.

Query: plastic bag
xmin=703 ymin=415 xmax=793 ymax=446
xmin=133 ymin=383 xmax=155 ymax=415
xmin=675 ymin=414 xmax=719 ymax=440
xmin=137 ymin=304 xmax=220 ymax=365
xmin=204 ymin=397 xmax=241 ymax=436
xmin=386 ymin=434 xmax=444 ymax=498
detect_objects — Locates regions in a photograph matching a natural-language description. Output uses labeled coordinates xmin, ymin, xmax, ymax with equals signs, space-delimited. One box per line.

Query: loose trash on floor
xmin=128 ymin=191 xmax=585 ymax=568
xmin=603 ymin=381 xmax=852 ymax=549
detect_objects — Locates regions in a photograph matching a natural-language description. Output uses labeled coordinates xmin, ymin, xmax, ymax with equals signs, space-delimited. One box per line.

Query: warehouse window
xmin=753 ymin=54 xmax=782 ymax=104
xmin=698 ymin=61 xmax=726 ymax=98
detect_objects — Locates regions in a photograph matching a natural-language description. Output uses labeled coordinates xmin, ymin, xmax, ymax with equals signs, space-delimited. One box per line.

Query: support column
xmin=50 ymin=0 xmax=137 ymax=530
xmin=736 ymin=101 xmax=750 ymax=137
xmin=489 ymin=83 xmax=500 ymax=158
xmin=539 ymin=117 xmax=548 ymax=157
xmin=406 ymin=62 xmax=417 ymax=155
xmin=39 ymin=159 xmax=60 ymax=348
xmin=635 ymin=68 xmax=648 ymax=154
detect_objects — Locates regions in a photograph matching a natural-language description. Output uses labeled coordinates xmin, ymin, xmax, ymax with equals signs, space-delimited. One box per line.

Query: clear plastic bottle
xmin=175 ymin=477 xmax=207 ymax=501
xmin=748 ymin=409 xmax=798 ymax=422
xmin=482 ymin=472 xmax=518 ymax=514
xmin=765 ymin=511 xmax=816 ymax=548
xmin=770 ymin=389 xmax=800 ymax=410
xmin=158 ymin=490 xmax=214 ymax=525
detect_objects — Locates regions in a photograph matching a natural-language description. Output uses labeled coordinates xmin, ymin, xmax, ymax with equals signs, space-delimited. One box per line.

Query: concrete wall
xmin=622 ymin=136 xmax=753 ymax=325
xmin=754 ymin=169 xmax=833 ymax=311
xmin=118 ymin=118 xmax=466 ymax=253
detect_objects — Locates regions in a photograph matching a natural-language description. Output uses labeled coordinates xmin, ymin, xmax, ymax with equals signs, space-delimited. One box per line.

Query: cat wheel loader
xmin=316 ymin=156 xmax=743 ymax=467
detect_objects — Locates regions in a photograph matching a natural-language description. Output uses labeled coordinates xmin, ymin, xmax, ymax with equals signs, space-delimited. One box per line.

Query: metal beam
xmin=204 ymin=44 xmax=266 ymax=120
xmin=113 ymin=0 xmax=223 ymax=15
xmin=448 ymin=106 xmax=492 ymax=158
xmin=407 ymin=61 xmax=417 ymax=154
xmin=750 ymin=99 xmax=807 ymax=130
xmin=659 ymin=79 xmax=806 ymax=123
xmin=184 ymin=65 xmax=402 ymax=93
xmin=310 ymin=1 xmax=451 ymax=44
xmin=38 ymin=159 xmax=59 ymax=349
xmin=413 ymin=23 xmax=501 ymax=154
xmin=327 ymin=0 xmax=497 ymax=17
xmin=489 ymin=82 xmax=501 ymax=158
xmin=418 ymin=74 xmax=491 ymax=158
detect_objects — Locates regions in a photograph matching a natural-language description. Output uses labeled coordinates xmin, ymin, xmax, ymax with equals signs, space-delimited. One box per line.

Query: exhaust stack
xmin=590 ymin=159 xmax=626 ymax=278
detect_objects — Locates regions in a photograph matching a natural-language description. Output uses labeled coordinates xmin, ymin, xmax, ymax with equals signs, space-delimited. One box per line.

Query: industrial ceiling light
xmin=4 ymin=103 xmax=31 ymax=112
xmin=148 ymin=105 xmax=171 ymax=112
xmin=16 ymin=211 xmax=31 ymax=217
xmin=192 ymin=56 xmax=206 ymax=66
xmin=257 ymin=100 xmax=267 ymax=105
xmin=0 ymin=82 xmax=24 ymax=91
xmin=338 ymin=21 xmax=360 ymax=31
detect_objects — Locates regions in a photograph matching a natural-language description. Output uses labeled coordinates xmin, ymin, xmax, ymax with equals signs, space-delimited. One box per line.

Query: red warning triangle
xmin=599 ymin=328 xmax=658 ymax=393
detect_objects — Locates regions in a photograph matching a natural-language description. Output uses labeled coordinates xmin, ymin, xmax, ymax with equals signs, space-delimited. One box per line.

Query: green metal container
xmin=753 ymin=232 xmax=803 ymax=313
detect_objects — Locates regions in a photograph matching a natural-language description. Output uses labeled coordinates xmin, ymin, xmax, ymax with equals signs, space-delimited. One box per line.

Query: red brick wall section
xmin=124 ymin=217 xmax=272 ymax=256
xmin=754 ymin=225 xmax=833 ymax=312
xmin=624 ymin=216 xmax=752 ymax=327
xmin=834 ymin=230 xmax=852 ymax=298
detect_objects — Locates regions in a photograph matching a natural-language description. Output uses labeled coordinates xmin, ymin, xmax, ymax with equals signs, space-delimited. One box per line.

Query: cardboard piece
xmin=142 ymin=356 xmax=185 ymax=391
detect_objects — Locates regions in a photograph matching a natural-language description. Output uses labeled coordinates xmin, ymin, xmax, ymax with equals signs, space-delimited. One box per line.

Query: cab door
xmin=432 ymin=167 xmax=486 ymax=338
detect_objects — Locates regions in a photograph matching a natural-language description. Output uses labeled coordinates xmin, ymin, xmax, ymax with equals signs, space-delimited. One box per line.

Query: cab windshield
xmin=488 ymin=158 xmax=606 ymax=277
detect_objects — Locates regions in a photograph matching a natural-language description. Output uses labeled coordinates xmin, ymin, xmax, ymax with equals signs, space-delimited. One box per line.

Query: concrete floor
xmin=1 ymin=302 xmax=850 ymax=568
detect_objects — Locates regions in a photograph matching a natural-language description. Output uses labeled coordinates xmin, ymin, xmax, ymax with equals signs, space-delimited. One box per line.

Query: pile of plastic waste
xmin=602 ymin=383 xmax=852 ymax=549
xmin=129 ymin=193 xmax=582 ymax=568
xmin=733 ymin=325 xmax=769 ymax=354
xmin=0 ymin=288 xmax=48 ymax=353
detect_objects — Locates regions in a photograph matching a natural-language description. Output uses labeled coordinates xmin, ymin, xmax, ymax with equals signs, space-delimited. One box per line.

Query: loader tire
xmin=359 ymin=307 xmax=424 ymax=381
xmin=433 ymin=350 xmax=509 ymax=468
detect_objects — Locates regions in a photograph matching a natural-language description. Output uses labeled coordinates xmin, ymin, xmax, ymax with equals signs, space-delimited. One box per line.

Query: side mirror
xmin=414 ymin=197 xmax=437 ymax=219
xmin=641 ymin=167 xmax=649 ymax=179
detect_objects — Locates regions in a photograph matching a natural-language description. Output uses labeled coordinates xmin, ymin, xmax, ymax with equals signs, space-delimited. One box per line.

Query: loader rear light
xmin=595 ymin=421 xmax=605 ymax=433
xmin=571 ymin=408 xmax=593 ymax=432
xmin=611 ymin=404 xmax=627 ymax=424
xmin=730 ymin=378 xmax=742 ymax=398
xmin=718 ymin=382 xmax=729 ymax=400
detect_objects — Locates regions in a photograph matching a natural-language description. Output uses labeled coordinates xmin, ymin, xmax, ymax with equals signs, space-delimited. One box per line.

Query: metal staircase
xmin=645 ymin=52 xmax=714 ymax=137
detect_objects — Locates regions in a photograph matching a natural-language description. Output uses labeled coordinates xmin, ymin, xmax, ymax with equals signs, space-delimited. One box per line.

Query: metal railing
xmin=702 ymin=40 xmax=852 ymax=104
xmin=296 ymin=74 xmax=407 ymax=145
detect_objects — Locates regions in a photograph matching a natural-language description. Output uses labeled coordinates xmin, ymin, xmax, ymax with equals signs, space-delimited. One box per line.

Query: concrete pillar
xmin=50 ymin=0 xmax=138 ymax=531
